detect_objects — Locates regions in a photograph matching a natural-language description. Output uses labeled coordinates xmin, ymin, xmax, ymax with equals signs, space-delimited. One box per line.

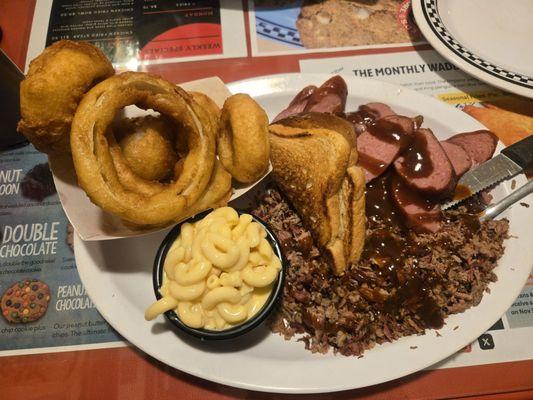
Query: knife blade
xmin=442 ymin=135 xmax=533 ymax=210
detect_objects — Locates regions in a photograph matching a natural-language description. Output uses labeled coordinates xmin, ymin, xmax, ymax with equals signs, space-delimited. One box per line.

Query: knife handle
xmin=501 ymin=135 xmax=533 ymax=169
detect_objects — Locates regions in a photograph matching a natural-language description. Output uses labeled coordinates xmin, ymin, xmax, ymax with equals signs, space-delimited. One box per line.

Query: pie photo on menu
xmin=254 ymin=0 xmax=422 ymax=52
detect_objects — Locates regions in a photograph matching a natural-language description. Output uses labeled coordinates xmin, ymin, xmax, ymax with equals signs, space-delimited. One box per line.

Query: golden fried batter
xmin=189 ymin=91 xmax=221 ymax=122
xmin=218 ymin=94 xmax=270 ymax=183
xmin=18 ymin=40 xmax=114 ymax=154
xmin=114 ymin=116 xmax=178 ymax=182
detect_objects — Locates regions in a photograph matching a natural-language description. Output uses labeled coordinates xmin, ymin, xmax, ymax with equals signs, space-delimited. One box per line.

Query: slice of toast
xmin=273 ymin=112 xmax=358 ymax=165
xmin=269 ymin=123 xmax=366 ymax=274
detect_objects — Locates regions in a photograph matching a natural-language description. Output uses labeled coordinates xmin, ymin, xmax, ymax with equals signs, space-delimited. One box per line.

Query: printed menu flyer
xmin=47 ymin=0 xmax=223 ymax=64
xmin=27 ymin=0 xmax=247 ymax=69
xmin=0 ymin=145 xmax=123 ymax=356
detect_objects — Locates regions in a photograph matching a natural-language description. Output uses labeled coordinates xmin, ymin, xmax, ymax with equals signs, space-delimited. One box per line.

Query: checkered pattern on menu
xmin=422 ymin=0 xmax=533 ymax=89
xmin=256 ymin=18 xmax=302 ymax=46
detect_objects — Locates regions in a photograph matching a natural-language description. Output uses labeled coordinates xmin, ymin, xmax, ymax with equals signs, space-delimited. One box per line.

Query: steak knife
xmin=442 ymin=135 xmax=533 ymax=210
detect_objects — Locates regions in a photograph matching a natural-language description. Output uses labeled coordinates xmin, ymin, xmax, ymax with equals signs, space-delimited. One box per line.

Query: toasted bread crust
xmin=272 ymin=112 xmax=358 ymax=165
xmin=18 ymin=40 xmax=114 ymax=154
xmin=345 ymin=166 xmax=366 ymax=263
xmin=269 ymin=125 xmax=350 ymax=246
xmin=269 ymin=121 xmax=366 ymax=274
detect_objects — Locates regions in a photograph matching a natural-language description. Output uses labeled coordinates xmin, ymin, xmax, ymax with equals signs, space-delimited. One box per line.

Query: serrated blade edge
xmin=442 ymin=154 xmax=523 ymax=210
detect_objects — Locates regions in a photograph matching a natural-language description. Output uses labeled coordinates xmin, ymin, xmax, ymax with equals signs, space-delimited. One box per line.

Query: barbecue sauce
xmin=384 ymin=274 xmax=443 ymax=329
xmin=453 ymin=184 xmax=472 ymax=201
xmin=358 ymin=153 xmax=388 ymax=178
xmin=397 ymin=131 xmax=434 ymax=178
xmin=360 ymin=171 xmax=444 ymax=329
xmin=413 ymin=115 xmax=424 ymax=130
xmin=288 ymin=85 xmax=317 ymax=107
xmin=343 ymin=109 xmax=375 ymax=127
xmin=358 ymin=234 xmax=443 ymax=328
xmin=390 ymin=174 xmax=437 ymax=212
xmin=367 ymin=119 xmax=411 ymax=147
xmin=365 ymin=173 xmax=402 ymax=226
xmin=360 ymin=165 xmax=481 ymax=329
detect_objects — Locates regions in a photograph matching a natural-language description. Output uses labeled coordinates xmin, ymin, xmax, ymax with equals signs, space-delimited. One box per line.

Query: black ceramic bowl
xmin=152 ymin=209 xmax=285 ymax=340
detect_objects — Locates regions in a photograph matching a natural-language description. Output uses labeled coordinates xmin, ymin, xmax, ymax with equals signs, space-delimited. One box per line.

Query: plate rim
xmin=74 ymin=73 xmax=533 ymax=394
xmin=412 ymin=0 xmax=533 ymax=99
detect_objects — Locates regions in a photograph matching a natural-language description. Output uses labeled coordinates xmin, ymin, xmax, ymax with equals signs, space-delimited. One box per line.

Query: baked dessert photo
xmin=297 ymin=0 xmax=416 ymax=48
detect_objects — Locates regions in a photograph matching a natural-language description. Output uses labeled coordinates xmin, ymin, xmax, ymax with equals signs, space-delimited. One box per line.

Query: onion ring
xmin=217 ymin=94 xmax=270 ymax=183
xmin=189 ymin=91 xmax=221 ymax=122
xmin=71 ymin=72 xmax=227 ymax=225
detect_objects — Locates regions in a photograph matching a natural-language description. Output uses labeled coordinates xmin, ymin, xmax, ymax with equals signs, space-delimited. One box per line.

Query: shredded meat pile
xmin=251 ymin=186 xmax=509 ymax=356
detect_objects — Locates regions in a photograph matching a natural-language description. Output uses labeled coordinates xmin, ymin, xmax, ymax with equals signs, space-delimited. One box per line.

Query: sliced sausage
xmin=342 ymin=103 xmax=414 ymax=137
xmin=446 ymin=130 xmax=498 ymax=166
xmin=394 ymin=128 xmax=456 ymax=196
xmin=390 ymin=173 xmax=442 ymax=233
xmin=342 ymin=103 xmax=394 ymax=134
xmin=273 ymin=85 xmax=317 ymax=122
xmin=381 ymin=115 xmax=415 ymax=135
xmin=441 ymin=141 xmax=472 ymax=177
xmin=359 ymin=102 xmax=396 ymax=119
xmin=357 ymin=119 xmax=413 ymax=182
xmin=304 ymin=75 xmax=348 ymax=114
xmin=358 ymin=132 xmax=401 ymax=182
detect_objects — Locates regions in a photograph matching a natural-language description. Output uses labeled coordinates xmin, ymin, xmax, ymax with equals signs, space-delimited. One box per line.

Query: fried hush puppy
xmin=18 ymin=40 xmax=114 ymax=154
xmin=113 ymin=116 xmax=178 ymax=182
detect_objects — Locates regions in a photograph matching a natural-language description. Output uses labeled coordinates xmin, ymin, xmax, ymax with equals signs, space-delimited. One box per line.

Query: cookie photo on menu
xmin=1 ymin=279 xmax=51 ymax=324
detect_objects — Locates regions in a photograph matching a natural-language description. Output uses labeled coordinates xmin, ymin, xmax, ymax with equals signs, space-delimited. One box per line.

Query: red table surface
xmin=1 ymin=1 xmax=532 ymax=399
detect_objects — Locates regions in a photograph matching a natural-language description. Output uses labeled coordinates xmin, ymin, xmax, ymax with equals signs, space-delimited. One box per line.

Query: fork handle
xmin=481 ymin=179 xmax=533 ymax=221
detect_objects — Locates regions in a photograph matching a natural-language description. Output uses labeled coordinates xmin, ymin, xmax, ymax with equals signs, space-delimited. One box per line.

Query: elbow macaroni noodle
xmin=145 ymin=207 xmax=282 ymax=330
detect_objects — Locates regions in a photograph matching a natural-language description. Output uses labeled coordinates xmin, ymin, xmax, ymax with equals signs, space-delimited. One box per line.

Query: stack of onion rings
xmin=20 ymin=41 xmax=271 ymax=228
xmin=71 ymin=72 xmax=232 ymax=226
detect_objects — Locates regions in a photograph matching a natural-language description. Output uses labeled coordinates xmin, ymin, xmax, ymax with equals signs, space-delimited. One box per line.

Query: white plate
xmin=412 ymin=0 xmax=533 ymax=98
xmin=74 ymin=74 xmax=533 ymax=394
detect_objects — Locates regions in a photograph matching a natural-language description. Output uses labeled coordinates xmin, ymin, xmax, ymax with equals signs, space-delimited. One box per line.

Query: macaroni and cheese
xmin=145 ymin=207 xmax=282 ymax=331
